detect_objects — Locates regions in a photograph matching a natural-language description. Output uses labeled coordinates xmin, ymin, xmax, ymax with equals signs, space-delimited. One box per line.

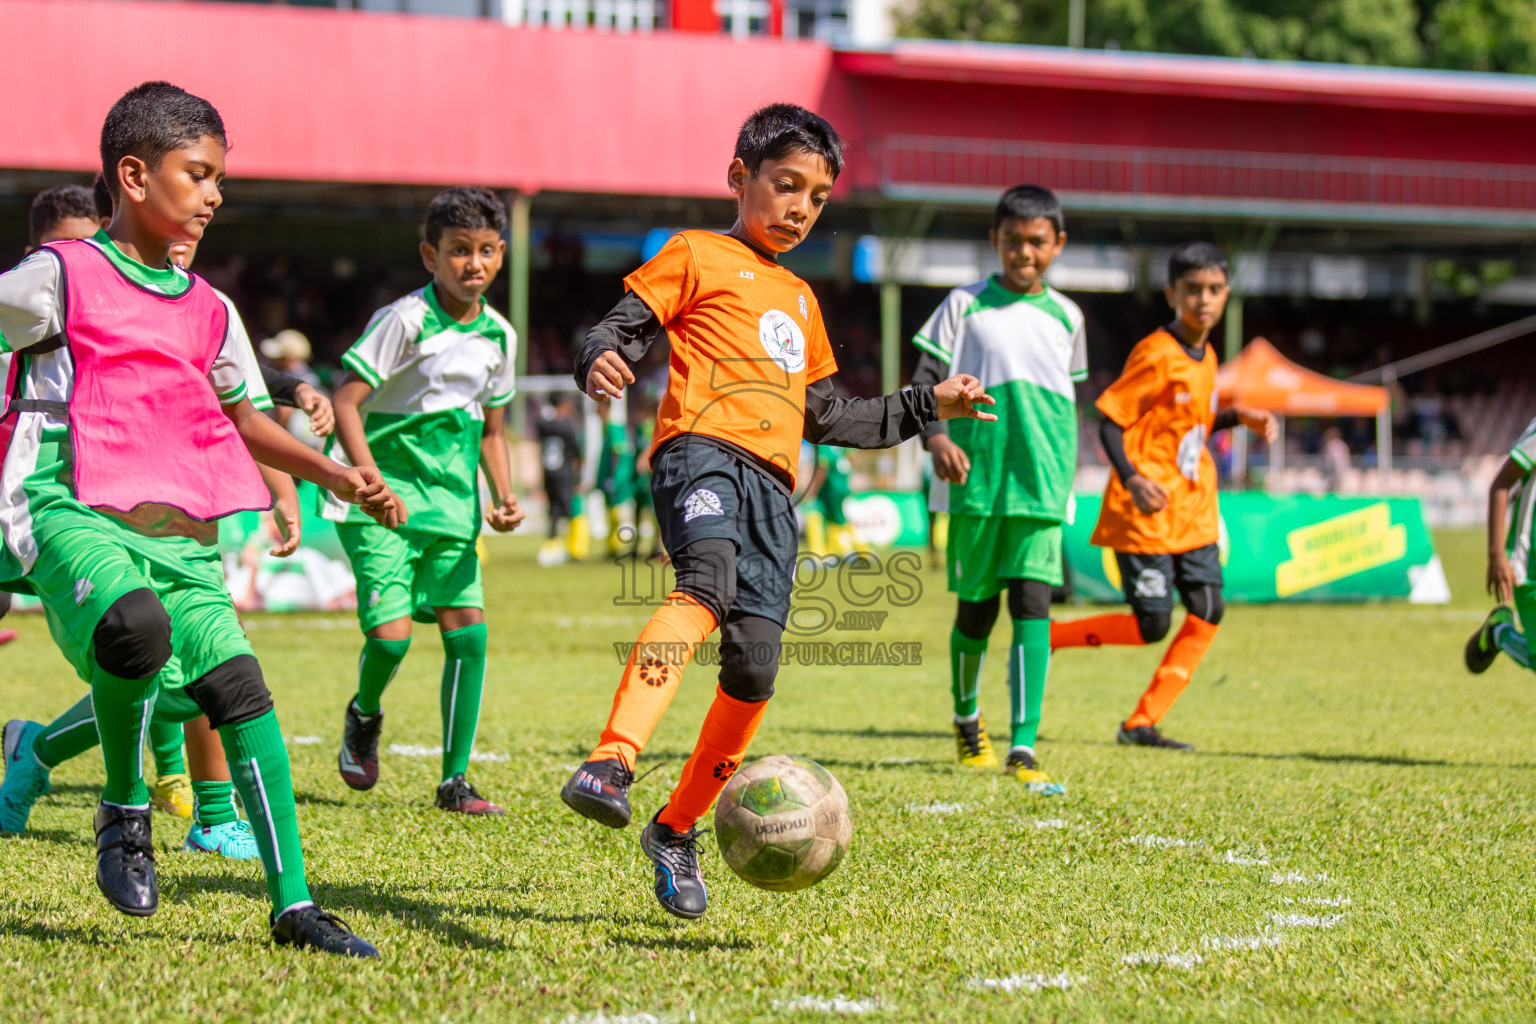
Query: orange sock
xmin=1051 ymin=613 xmax=1146 ymax=650
xmin=1124 ymin=615 xmax=1219 ymax=728
xmin=657 ymin=686 xmax=767 ymax=832
xmin=591 ymin=592 xmax=718 ymax=769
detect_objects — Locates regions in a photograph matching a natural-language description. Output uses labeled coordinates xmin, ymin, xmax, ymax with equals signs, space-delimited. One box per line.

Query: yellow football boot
xmin=154 ymin=773 xmax=194 ymax=818
xmin=1004 ymin=749 xmax=1065 ymax=796
xmin=953 ymin=715 xmax=998 ymax=769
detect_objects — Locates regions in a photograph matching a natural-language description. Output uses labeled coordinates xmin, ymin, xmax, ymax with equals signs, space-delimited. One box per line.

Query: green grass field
xmin=1 ymin=528 xmax=1533 ymax=1023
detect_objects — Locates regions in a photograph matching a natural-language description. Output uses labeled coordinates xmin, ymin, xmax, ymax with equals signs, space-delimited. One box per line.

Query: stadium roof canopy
xmin=1 ymin=0 xmax=1533 ymax=228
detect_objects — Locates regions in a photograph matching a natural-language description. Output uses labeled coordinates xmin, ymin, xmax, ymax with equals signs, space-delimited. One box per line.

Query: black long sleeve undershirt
xmin=259 ymin=365 xmax=305 ymax=408
xmin=911 ymin=350 xmax=950 ymax=443
xmin=1101 ymin=410 xmax=1243 ymax=483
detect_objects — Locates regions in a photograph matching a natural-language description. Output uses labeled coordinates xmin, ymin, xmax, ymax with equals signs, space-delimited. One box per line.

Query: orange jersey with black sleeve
xmin=625 ymin=231 xmax=838 ymax=486
xmin=1090 ymin=328 xmax=1220 ymax=554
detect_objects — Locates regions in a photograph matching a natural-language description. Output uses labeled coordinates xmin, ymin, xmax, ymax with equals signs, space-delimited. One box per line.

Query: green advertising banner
xmin=842 ymin=491 xmax=931 ymax=548
xmin=1063 ymin=492 xmax=1449 ymax=604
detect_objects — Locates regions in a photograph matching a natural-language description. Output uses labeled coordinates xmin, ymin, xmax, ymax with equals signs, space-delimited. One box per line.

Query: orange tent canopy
xmin=1216 ymin=337 xmax=1389 ymax=417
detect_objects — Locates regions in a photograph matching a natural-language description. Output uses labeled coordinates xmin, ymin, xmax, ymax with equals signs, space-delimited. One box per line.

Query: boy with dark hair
xmin=911 ymin=183 xmax=1084 ymax=793
xmin=1051 ymin=242 xmax=1276 ymax=750
xmin=0 ymin=80 xmax=400 ymax=955
xmin=561 ymin=102 xmax=994 ymax=920
xmin=27 ymin=184 xmax=105 ymax=250
xmin=536 ymin=392 xmax=584 ymax=565
xmin=328 ymin=186 xmax=524 ymax=815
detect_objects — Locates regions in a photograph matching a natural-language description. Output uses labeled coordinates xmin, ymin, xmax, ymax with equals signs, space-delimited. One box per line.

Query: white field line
xmin=553 ymin=616 xmax=649 ymax=629
xmin=905 ymin=801 xmax=966 ymax=814
xmin=1270 ymin=913 xmax=1346 ymax=929
xmin=1125 ymin=834 xmax=1205 ymax=849
xmin=244 ymin=618 xmax=354 ymax=630
xmin=388 ymin=743 xmax=509 ymax=763
xmin=771 ymin=996 xmax=894 ymax=1014
xmin=1269 ymin=871 xmax=1331 ymax=884
xmin=287 ymin=735 xmax=325 ymax=745
xmin=967 ymin=972 xmax=1079 ymax=993
xmin=561 ymin=1015 xmax=676 ymax=1024
xmin=1120 ymin=951 xmax=1202 ymax=969
xmin=1032 ymin=818 xmax=1071 ymax=829
xmin=1201 ymin=933 xmax=1284 ymax=951
xmin=879 ymin=757 xmax=924 ymax=765
xmin=1223 ymin=849 xmax=1270 ymax=865
xmin=1281 ymin=896 xmax=1352 ymax=907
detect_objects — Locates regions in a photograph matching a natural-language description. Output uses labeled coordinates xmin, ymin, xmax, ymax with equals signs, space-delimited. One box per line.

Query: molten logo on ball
xmin=713 ymin=754 xmax=851 ymax=892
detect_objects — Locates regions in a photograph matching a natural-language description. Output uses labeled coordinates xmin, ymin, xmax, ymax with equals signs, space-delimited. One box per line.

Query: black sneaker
xmin=271 ymin=904 xmax=379 ymax=958
xmin=94 ymin=802 xmax=157 ymax=917
xmin=435 ymin=774 xmax=505 ymax=815
xmin=560 ymin=758 xmax=635 ymax=828
xmin=338 ymin=702 xmax=383 ymax=791
xmin=1116 ymin=724 xmax=1194 ymax=751
xmin=1466 ymin=606 xmax=1514 ymax=674
xmin=639 ymin=808 xmax=709 ymax=920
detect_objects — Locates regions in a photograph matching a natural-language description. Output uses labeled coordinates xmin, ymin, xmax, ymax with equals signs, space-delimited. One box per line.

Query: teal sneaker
xmin=1466 ymin=606 xmax=1515 ymax=674
xmin=185 ymin=819 xmax=261 ymax=860
xmin=1 ymin=720 xmax=50 ymax=834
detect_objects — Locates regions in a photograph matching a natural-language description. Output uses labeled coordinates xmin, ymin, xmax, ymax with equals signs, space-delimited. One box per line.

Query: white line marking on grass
xmin=1201 ymin=933 xmax=1284 ymax=951
xmin=1280 ymin=896 xmax=1352 ymax=907
xmin=388 ymin=743 xmax=509 ymax=763
xmin=1120 ymin=951 xmax=1202 ymax=969
xmin=1269 ymin=913 xmax=1345 ymax=928
xmin=1032 ymin=818 xmax=1070 ymax=829
xmin=287 ymin=736 xmax=324 ymax=745
xmin=561 ymin=1015 xmax=674 ymax=1024
xmin=967 ymin=972 xmax=1080 ymax=993
xmin=244 ymin=618 xmax=354 ymax=630
xmin=560 ymin=763 xmax=582 ymax=770
xmin=905 ymin=801 xmax=966 ymax=814
xmin=1269 ymin=871 xmax=1330 ymax=884
xmin=879 ymin=757 xmax=924 ymax=765
xmin=1130 ymin=835 xmax=1198 ymax=847
xmin=1223 ymin=849 xmax=1270 ymax=865
xmin=553 ymin=616 xmax=649 ymax=629
xmin=771 ymin=996 xmax=894 ymax=1014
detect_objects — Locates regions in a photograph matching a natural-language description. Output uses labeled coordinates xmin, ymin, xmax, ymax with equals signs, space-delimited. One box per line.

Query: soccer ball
xmin=713 ymin=754 xmax=852 ymax=892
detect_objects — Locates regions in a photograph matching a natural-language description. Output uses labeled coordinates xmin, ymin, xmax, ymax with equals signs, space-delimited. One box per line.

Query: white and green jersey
xmin=322 ymin=285 xmax=516 ymax=541
xmin=914 ymin=276 xmax=1086 ymax=519
xmin=0 ymin=233 xmax=270 ymax=578
xmin=1506 ymin=416 xmax=1536 ymax=587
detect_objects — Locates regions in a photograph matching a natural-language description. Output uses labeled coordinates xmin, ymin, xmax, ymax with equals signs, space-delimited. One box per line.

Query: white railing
xmin=504 ymin=0 xmax=661 ymax=31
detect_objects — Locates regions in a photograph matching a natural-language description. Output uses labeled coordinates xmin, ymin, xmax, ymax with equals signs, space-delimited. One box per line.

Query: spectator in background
xmin=261 ymin=329 xmax=325 ymax=443
xmin=537 ymin=393 xmax=585 ymax=566
xmin=1323 ymin=427 xmax=1351 ymax=492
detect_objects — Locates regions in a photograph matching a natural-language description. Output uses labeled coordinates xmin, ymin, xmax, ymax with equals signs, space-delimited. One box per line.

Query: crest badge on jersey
xmin=758 ymin=309 xmax=806 ymax=374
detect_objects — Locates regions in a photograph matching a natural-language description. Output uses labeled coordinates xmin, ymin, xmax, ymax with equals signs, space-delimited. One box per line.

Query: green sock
xmin=1494 ymin=624 xmax=1531 ymax=668
xmin=148 ymin=718 xmax=186 ymax=777
xmin=221 ymin=710 xmax=310 ymax=913
xmin=32 ymin=693 xmax=100 ymax=770
xmin=950 ymin=626 xmax=989 ymax=719
xmin=1008 ymin=619 xmax=1052 ymax=752
xmin=354 ymin=636 xmax=412 ymax=715
xmin=192 ymin=780 xmax=239 ymax=827
xmin=91 ymin=668 xmax=159 ymax=806
xmin=440 ymin=623 xmax=488 ymax=781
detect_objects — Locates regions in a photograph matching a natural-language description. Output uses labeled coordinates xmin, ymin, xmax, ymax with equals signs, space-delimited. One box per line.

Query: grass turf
xmin=0 ymin=527 xmax=1533 ymax=1023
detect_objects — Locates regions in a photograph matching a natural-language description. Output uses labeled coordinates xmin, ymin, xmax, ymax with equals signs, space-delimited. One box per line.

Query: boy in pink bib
xmin=0 ymin=82 xmax=399 ymax=958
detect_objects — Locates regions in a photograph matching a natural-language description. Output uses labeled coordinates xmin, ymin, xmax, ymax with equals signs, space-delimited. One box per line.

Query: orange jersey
xmin=1090 ymin=328 xmax=1219 ymax=554
xmin=626 ymin=231 xmax=837 ymax=485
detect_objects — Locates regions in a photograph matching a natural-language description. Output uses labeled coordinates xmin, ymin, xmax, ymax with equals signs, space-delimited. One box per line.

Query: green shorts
xmin=1515 ymin=585 xmax=1536 ymax=654
xmin=946 ymin=514 xmax=1063 ymax=601
xmin=337 ymin=523 xmax=482 ymax=632
xmin=29 ymin=506 xmax=252 ymax=687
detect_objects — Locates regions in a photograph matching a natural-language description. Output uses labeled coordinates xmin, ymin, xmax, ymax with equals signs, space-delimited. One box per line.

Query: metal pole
xmin=509 ymin=190 xmax=532 ymax=436
xmin=1224 ymin=292 xmax=1244 ymax=362
xmin=1068 ymin=0 xmax=1085 ymax=48
xmin=1270 ymin=413 xmax=1285 ymax=491
xmin=1378 ymin=367 xmax=1395 ymax=481
xmin=881 ymin=277 xmax=901 ymax=396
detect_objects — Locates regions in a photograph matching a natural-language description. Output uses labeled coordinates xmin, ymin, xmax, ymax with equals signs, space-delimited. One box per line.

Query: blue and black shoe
xmin=1466 ymin=606 xmax=1514 ymax=674
xmin=640 ymin=808 xmax=709 ymax=920
xmin=1 ymin=720 xmax=50 ymax=834
xmin=560 ymin=758 xmax=635 ymax=828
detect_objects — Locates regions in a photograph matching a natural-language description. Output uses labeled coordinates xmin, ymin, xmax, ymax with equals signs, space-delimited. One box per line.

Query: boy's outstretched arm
xmin=258 ymin=464 xmax=302 ymax=557
xmin=1212 ymin=407 xmax=1281 ymax=443
xmin=802 ymin=375 xmax=994 ymax=450
xmin=574 ymin=292 xmax=663 ymax=401
xmin=1100 ymin=417 xmax=1167 ymax=514
xmin=480 ymin=403 xmax=525 ymax=533
xmin=224 ymin=396 xmax=405 ymax=528
xmin=1487 ymin=456 xmax=1524 ymax=604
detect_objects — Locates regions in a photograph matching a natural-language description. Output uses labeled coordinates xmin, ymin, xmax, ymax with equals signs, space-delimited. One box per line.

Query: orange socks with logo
xmin=1124 ymin=615 xmax=1219 ymax=728
xmin=1051 ymin=613 xmax=1147 ymax=649
xmin=658 ymin=686 xmax=767 ymax=833
xmin=591 ymin=592 xmax=718 ymax=769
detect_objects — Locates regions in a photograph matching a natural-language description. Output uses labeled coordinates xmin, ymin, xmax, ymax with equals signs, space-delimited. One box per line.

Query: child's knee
xmin=670 ymin=537 xmax=738 ymax=623
xmin=718 ymin=613 xmax=780 ymax=703
xmin=1180 ymin=586 xmax=1225 ymax=626
xmin=1133 ymin=609 xmax=1172 ymax=644
xmin=92 ymin=588 xmax=172 ymax=679
xmin=184 ymin=655 xmax=273 ymax=730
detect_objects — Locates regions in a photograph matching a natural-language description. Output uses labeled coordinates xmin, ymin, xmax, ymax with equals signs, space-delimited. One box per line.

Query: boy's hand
xmin=934 ymin=375 xmax=997 ymax=422
xmin=586 ymin=351 xmax=635 ymax=402
xmin=486 ymin=495 xmax=525 ymax=533
xmin=926 ymin=434 xmax=971 ymax=485
xmin=330 ymin=466 xmax=408 ymax=529
xmin=295 ymin=383 xmax=335 ymax=437
xmin=1126 ymin=474 xmax=1169 ymax=515
xmin=269 ymin=494 xmax=302 ymax=557
xmin=1488 ymin=550 xmax=1516 ymax=605
xmin=1238 ymin=407 xmax=1280 ymax=444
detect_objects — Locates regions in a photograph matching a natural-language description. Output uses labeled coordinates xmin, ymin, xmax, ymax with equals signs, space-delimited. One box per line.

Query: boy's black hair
xmin=100 ymin=81 xmax=226 ymax=201
xmin=734 ymin=103 xmax=845 ymax=181
xmin=992 ymin=184 xmax=1064 ymax=234
xmin=1167 ymin=241 xmax=1229 ymax=284
xmin=28 ymin=185 xmax=98 ymax=248
xmin=92 ymin=174 xmax=113 ymax=220
xmin=424 ymin=187 xmax=508 ymax=247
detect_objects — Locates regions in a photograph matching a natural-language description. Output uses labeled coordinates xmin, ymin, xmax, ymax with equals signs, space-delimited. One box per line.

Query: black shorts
xmin=1116 ymin=544 xmax=1223 ymax=616
xmin=651 ymin=439 xmax=798 ymax=626
xmin=545 ymin=474 xmax=575 ymax=521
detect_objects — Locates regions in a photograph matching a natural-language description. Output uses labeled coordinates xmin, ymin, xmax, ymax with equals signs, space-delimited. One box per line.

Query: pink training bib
xmin=48 ymin=239 xmax=269 ymax=528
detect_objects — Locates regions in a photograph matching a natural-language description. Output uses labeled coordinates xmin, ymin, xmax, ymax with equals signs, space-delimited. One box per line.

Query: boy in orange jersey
xmin=1051 ymin=243 xmax=1276 ymax=750
xmin=561 ymin=104 xmax=994 ymax=919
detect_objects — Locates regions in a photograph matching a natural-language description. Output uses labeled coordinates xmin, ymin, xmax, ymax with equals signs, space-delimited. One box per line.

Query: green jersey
xmin=914 ymin=276 xmax=1086 ymax=520
xmin=322 ymin=285 xmax=517 ymax=541
xmin=1506 ymin=416 xmax=1536 ymax=586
